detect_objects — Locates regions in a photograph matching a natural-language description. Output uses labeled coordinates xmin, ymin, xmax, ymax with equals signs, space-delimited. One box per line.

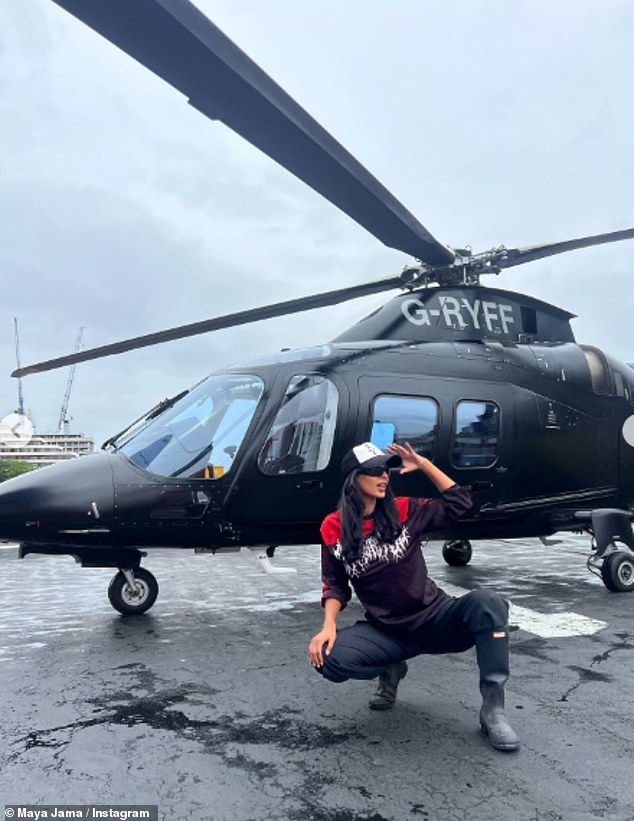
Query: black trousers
xmin=318 ymin=589 xmax=509 ymax=683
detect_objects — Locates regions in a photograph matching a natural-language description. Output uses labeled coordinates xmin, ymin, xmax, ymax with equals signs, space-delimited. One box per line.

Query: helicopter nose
xmin=0 ymin=451 xmax=115 ymax=543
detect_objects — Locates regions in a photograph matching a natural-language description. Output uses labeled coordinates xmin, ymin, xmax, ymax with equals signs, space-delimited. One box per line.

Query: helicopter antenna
xmin=13 ymin=318 xmax=25 ymax=416
xmin=57 ymin=327 xmax=84 ymax=434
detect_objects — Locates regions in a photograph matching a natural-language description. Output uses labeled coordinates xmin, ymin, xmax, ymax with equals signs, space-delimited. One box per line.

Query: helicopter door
xmin=357 ymin=376 xmax=515 ymax=508
xmin=231 ymin=373 xmax=348 ymax=524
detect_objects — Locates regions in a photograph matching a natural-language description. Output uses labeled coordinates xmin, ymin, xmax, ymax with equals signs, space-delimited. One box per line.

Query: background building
xmin=0 ymin=432 xmax=94 ymax=468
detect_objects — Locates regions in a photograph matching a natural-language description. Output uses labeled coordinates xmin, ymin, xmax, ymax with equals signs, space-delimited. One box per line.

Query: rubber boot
xmin=368 ymin=661 xmax=408 ymax=711
xmin=475 ymin=630 xmax=520 ymax=752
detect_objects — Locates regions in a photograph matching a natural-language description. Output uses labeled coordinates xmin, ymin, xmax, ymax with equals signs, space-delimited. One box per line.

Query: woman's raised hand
xmin=387 ymin=441 xmax=424 ymax=474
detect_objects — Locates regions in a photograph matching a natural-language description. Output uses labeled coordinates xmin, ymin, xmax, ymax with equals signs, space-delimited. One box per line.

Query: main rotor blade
xmin=13 ymin=275 xmax=403 ymax=377
xmin=499 ymin=227 xmax=634 ymax=269
xmin=52 ymin=0 xmax=454 ymax=266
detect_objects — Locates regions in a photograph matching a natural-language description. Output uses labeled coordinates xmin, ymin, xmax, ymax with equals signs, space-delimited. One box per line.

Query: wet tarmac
xmin=1 ymin=536 xmax=633 ymax=820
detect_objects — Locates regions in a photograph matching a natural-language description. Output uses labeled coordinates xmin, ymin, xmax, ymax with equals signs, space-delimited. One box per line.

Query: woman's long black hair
xmin=338 ymin=470 xmax=402 ymax=563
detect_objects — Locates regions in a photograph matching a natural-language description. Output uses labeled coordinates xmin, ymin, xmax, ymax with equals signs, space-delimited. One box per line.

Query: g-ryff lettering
xmin=401 ymin=296 xmax=515 ymax=334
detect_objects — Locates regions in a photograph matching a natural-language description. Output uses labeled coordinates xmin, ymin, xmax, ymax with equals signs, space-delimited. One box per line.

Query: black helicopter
xmin=2 ymin=0 xmax=634 ymax=614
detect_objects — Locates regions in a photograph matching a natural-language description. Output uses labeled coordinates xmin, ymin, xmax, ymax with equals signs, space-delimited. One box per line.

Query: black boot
xmin=368 ymin=661 xmax=408 ymax=710
xmin=475 ymin=630 xmax=520 ymax=752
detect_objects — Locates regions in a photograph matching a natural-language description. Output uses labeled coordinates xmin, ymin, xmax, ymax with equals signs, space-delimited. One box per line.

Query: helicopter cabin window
xmin=258 ymin=375 xmax=339 ymax=475
xmin=370 ymin=395 xmax=438 ymax=457
xmin=118 ymin=374 xmax=264 ymax=479
xmin=452 ymin=400 xmax=500 ymax=468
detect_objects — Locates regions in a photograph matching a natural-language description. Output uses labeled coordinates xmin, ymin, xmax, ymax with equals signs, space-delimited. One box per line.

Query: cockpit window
xmin=118 ymin=374 xmax=264 ymax=479
xmin=258 ymin=375 xmax=339 ymax=474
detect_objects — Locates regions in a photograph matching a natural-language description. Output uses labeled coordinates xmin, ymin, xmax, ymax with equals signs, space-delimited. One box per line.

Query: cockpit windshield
xmin=117 ymin=374 xmax=264 ymax=479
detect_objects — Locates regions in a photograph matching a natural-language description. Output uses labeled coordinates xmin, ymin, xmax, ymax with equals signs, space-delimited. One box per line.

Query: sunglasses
xmin=358 ymin=466 xmax=390 ymax=477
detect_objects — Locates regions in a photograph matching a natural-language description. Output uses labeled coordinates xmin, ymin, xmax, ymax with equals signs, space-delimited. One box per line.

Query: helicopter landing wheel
xmin=600 ymin=551 xmax=634 ymax=593
xmin=108 ymin=567 xmax=159 ymax=615
xmin=442 ymin=539 xmax=473 ymax=567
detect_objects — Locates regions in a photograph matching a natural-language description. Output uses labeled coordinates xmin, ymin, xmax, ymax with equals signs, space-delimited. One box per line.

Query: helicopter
xmin=2 ymin=0 xmax=634 ymax=615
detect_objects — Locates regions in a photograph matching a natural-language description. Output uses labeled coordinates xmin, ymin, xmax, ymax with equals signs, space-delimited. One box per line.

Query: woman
xmin=308 ymin=441 xmax=520 ymax=752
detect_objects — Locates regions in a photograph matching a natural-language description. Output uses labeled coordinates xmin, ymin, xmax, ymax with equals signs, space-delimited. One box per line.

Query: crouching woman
xmin=308 ymin=441 xmax=519 ymax=752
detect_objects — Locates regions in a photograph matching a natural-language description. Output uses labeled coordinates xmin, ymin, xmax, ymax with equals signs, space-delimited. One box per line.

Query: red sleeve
xmin=319 ymin=512 xmax=352 ymax=609
xmin=394 ymin=497 xmax=410 ymax=524
xmin=320 ymin=512 xmax=342 ymax=546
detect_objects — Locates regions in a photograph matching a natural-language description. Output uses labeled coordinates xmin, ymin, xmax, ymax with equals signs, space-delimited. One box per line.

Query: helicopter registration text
xmin=402 ymin=296 xmax=515 ymax=334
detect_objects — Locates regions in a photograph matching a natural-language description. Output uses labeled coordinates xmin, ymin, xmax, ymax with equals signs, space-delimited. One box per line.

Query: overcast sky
xmin=1 ymin=0 xmax=633 ymax=447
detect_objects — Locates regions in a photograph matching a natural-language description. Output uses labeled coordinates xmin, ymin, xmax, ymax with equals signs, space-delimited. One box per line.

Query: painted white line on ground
xmin=441 ymin=582 xmax=608 ymax=638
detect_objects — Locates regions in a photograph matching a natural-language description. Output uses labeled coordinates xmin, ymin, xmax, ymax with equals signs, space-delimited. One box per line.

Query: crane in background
xmin=13 ymin=318 xmax=25 ymax=417
xmin=57 ymin=327 xmax=84 ymax=434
